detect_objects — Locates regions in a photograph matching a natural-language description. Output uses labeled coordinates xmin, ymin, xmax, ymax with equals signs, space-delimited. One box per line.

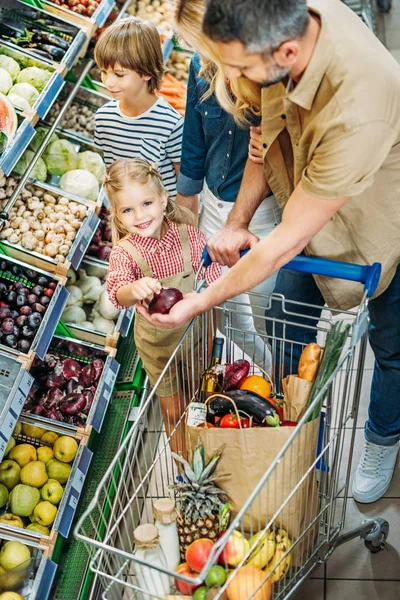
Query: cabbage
xmin=7 ymin=93 xmax=31 ymax=111
xmin=16 ymin=67 xmax=52 ymax=93
xmin=0 ymin=56 xmax=20 ymax=81
xmin=43 ymin=139 xmax=79 ymax=176
xmin=9 ymin=83 xmax=39 ymax=107
xmin=0 ymin=68 xmax=12 ymax=95
xmin=60 ymin=169 xmax=100 ymax=201
xmin=77 ymin=151 xmax=106 ymax=183
xmin=13 ymin=150 xmax=47 ymax=182
xmin=29 ymin=127 xmax=59 ymax=153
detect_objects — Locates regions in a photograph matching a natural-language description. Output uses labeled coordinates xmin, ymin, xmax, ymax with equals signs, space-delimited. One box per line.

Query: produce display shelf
xmin=1 ymin=0 xmax=88 ymax=71
xmin=22 ymin=334 xmax=120 ymax=436
xmin=1 ymin=180 xmax=101 ymax=277
xmin=0 ymin=528 xmax=57 ymax=600
xmin=0 ymin=111 xmax=38 ymax=181
xmin=51 ymin=388 xmax=140 ymax=600
xmin=115 ymin=319 xmax=144 ymax=391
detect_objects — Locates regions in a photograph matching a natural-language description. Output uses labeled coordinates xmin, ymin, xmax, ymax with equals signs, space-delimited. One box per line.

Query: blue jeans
xmin=266 ymin=264 xmax=400 ymax=446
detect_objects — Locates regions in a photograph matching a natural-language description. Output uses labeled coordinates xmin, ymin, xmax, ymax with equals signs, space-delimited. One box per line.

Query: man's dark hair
xmin=203 ymin=0 xmax=310 ymax=54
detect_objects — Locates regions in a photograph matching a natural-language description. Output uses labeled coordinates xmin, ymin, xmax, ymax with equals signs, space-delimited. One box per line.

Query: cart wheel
xmin=362 ymin=518 xmax=389 ymax=553
xmin=377 ymin=0 xmax=392 ymax=13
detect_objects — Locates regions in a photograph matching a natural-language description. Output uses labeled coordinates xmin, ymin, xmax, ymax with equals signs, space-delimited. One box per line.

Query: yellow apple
xmin=21 ymin=424 xmax=46 ymax=439
xmin=13 ymin=423 xmax=22 ymax=436
xmin=46 ymin=459 xmax=71 ymax=484
xmin=0 ymin=460 xmax=20 ymax=491
xmin=0 ymin=513 xmax=23 ymax=528
xmin=53 ymin=436 xmax=78 ymax=463
xmin=26 ymin=523 xmax=50 ymax=536
xmin=20 ymin=461 xmax=48 ymax=488
xmin=0 ymin=593 xmax=25 ymax=600
xmin=3 ymin=437 xmax=15 ymax=458
xmin=9 ymin=444 xmax=37 ymax=468
xmin=40 ymin=479 xmax=63 ymax=504
xmin=37 ymin=446 xmax=54 ymax=464
xmin=0 ymin=541 xmax=30 ymax=571
xmin=40 ymin=431 xmax=58 ymax=445
xmin=33 ymin=501 xmax=57 ymax=526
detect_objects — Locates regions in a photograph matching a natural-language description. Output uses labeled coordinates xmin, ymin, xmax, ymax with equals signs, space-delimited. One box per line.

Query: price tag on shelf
xmin=71 ymin=467 xmax=85 ymax=495
xmin=91 ymin=358 xmax=119 ymax=432
xmin=56 ymin=446 xmax=92 ymax=538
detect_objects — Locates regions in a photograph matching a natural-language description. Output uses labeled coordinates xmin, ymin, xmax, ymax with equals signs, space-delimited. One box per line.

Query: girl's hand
xmin=132 ymin=277 xmax=162 ymax=304
xmin=248 ymin=125 xmax=264 ymax=164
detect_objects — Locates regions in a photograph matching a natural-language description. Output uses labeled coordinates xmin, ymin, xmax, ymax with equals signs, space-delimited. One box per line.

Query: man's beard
xmin=258 ymin=63 xmax=291 ymax=88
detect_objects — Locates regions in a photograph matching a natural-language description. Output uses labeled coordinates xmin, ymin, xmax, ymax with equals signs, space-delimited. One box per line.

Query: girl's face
xmin=114 ymin=182 xmax=167 ymax=240
xmin=101 ymin=63 xmax=150 ymax=101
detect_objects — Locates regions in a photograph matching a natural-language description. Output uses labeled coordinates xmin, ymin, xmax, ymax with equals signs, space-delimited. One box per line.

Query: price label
xmin=69 ymin=495 xmax=78 ymax=511
xmin=186 ymin=402 xmax=206 ymax=427
xmin=11 ymin=389 xmax=25 ymax=414
xmin=1 ymin=411 xmax=16 ymax=437
xmin=71 ymin=467 xmax=85 ymax=495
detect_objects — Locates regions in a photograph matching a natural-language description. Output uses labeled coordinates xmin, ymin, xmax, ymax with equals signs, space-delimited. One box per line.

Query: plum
xmin=27 ymin=313 xmax=42 ymax=330
xmin=32 ymin=285 xmax=44 ymax=297
xmin=2 ymin=318 xmax=14 ymax=335
xmin=0 ymin=307 xmax=10 ymax=319
xmin=3 ymin=334 xmax=17 ymax=348
xmin=19 ymin=306 xmax=32 ymax=316
xmin=17 ymin=339 xmax=30 ymax=353
xmin=16 ymin=294 xmax=27 ymax=308
xmin=27 ymin=294 xmax=38 ymax=305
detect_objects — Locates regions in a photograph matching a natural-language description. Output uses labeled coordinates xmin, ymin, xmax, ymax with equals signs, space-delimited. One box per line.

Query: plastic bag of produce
xmin=44 ymin=139 xmax=79 ymax=176
xmin=60 ymin=169 xmax=99 ymax=201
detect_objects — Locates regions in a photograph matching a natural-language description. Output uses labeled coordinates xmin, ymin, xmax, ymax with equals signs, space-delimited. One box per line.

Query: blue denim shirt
xmin=177 ymin=54 xmax=259 ymax=203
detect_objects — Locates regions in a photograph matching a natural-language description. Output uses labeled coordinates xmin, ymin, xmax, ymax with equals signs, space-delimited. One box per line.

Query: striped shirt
xmin=94 ymin=96 xmax=183 ymax=197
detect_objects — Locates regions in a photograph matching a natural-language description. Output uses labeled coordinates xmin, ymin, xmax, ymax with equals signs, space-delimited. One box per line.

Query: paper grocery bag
xmin=282 ymin=375 xmax=314 ymax=422
xmin=186 ymin=418 xmax=320 ymax=559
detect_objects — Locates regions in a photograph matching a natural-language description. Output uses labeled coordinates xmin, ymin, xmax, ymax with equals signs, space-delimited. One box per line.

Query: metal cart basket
xmin=75 ymin=256 xmax=389 ymax=600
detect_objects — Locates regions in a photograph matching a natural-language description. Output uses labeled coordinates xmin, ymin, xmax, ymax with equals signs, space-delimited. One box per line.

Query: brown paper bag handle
xmin=250 ymin=365 xmax=274 ymax=393
xmin=205 ymin=393 xmax=244 ymax=429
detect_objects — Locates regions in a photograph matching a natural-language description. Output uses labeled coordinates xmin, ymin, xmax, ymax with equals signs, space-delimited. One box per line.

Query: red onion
xmin=148 ymin=287 xmax=183 ymax=315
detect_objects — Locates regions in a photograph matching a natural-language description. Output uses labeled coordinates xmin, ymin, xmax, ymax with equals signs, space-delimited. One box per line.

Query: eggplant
xmin=208 ymin=389 xmax=280 ymax=426
xmin=31 ymin=30 xmax=69 ymax=50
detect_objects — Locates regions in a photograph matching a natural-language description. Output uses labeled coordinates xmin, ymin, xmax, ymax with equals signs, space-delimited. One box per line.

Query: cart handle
xmin=201 ymin=248 xmax=381 ymax=298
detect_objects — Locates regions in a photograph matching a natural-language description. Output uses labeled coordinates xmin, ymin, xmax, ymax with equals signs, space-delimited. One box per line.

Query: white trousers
xmin=199 ymin=184 xmax=282 ymax=370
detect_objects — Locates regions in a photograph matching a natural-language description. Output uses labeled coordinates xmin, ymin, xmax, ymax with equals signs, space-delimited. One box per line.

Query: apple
xmin=9 ymin=444 xmax=37 ymax=468
xmin=37 ymin=446 xmax=54 ymax=464
xmin=33 ymin=501 xmax=57 ymax=526
xmin=174 ymin=562 xmax=202 ymax=595
xmin=0 ymin=514 xmax=23 ymax=528
xmin=10 ymin=484 xmax=40 ymax=517
xmin=46 ymin=459 xmax=71 ymax=484
xmin=0 ymin=541 xmax=30 ymax=571
xmin=0 ymin=566 xmax=5 ymax=574
xmin=40 ymin=431 xmax=58 ymax=445
xmin=0 ymin=483 xmax=8 ymax=508
xmin=0 ymin=593 xmax=25 ymax=600
xmin=219 ymin=530 xmax=250 ymax=568
xmin=26 ymin=523 xmax=50 ymax=536
xmin=53 ymin=436 xmax=78 ymax=463
xmin=0 ymin=460 xmax=20 ymax=491
xmin=13 ymin=423 xmax=22 ymax=436
xmin=3 ymin=437 xmax=15 ymax=458
xmin=40 ymin=479 xmax=64 ymax=505
xmin=20 ymin=461 xmax=48 ymax=488
xmin=186 ymin=538 xmax=215 ymax=573
xmin=21 ymin=424 xmax=46 ymax=439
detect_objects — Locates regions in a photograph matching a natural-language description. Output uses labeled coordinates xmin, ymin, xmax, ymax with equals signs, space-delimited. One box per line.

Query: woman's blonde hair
xmin=94 ymin=17 xmax=165 ymax=93
xmin=104 ymin=158 xmax=196 ymax=245
xmin=174 ymin=0 xmax=261 ymax=125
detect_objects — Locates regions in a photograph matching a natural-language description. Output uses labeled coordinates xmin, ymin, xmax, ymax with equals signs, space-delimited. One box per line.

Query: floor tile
xmin=294 ymin=578 xmax=325 ymax=599
xmin=326 ymin=499 xmax=400 ymax=580
xmin=326 ymin=580 xmax=400 ymax=600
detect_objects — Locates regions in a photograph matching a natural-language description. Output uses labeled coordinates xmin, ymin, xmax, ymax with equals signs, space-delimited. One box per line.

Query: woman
xmin=175 ymin=0 xmax=282 ymax=369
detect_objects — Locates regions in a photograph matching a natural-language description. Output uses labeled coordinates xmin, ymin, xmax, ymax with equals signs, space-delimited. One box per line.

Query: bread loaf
xmin=298 ymin=343 xmax=321 ymax=381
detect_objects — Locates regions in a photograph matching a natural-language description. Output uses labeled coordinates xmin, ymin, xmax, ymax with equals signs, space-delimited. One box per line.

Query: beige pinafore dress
xmin=118 ymin=224 xmax=199 ymax=395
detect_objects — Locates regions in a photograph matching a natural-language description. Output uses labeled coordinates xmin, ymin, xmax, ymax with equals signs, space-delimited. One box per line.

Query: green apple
xmin=40 ymin=479 xmax=63 ymax=505
xmin=0 ymin=460 xmax=20 ymax=491
xmin=0 ymin=593 xmax=25 ymax=600
xmin=21 ymin=424 xmax=46 ymax=439
xmin=26 ymin=523 xmax=50 ymax=536
xmin=37 ymin=446 xmax=54 ymax=464
xmin=10 ymin=484 xmax=40 ymax=517
xmin=53 ymin=436 xmax=78 ymax=463
xmin=40 ymin=431 xmax=58 ymax=445
xmin=0 ymin=541 xmax=30 ymax=571
xmin=0 ymin=513 xmax=23 ymax=528
xmin=20 ymin=461 xmax=48 ymax=488
xmin=33 ymin=501 xmax=57 ymax=526
xmin=3 ymin=437 xmax=15 ymax=458
xmin=0 ymin=483 xmax=9 ymax=508
xmin=46 ymin=459 xmax=71 ymax=484
xmin=9 ymin=444 xmax=37 ymax=468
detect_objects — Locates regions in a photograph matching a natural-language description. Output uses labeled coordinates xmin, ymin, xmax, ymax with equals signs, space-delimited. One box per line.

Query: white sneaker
xmin=352 ymin=439 xmax=399 ymax=503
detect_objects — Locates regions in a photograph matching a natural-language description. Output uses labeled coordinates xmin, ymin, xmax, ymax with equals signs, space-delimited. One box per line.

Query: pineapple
xmin=171 ymin=443 xmax=230 ymax=560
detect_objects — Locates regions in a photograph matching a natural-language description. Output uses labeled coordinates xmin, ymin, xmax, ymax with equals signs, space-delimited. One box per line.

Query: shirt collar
xmin=286 ymin=2 xmax=334 ymax=111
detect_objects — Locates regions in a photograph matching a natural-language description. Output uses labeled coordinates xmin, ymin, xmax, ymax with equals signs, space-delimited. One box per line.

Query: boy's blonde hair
xmin=104 ymin=158 xmax=196 ymax=245
xmin=94 ymin=17 xmax=165 ymax=93
xmin=174 ymin=0 xmax=261 ymax=126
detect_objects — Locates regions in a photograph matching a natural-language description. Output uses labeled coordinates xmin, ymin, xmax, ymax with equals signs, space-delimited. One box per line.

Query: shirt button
xmin=228 ymin=130 xmax=232 ymax=135
xmin=226 ymin=153 xmax=230 ymax=157
xmin=218 ymin=203 xmax=223 ymax=208
xmin=281 ymin=114 xmax=286 ymax=119
xmin=263 ymin=143 xmax=267 ymax=149
xmin=222 ymin=175 xmax=225 ymax=179
xmin=205 ymin=111 xmax=208 ymax=116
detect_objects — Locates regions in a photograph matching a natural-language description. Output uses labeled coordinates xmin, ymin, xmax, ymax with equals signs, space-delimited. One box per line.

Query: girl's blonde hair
xmin=94 ymin=17 xmax=165 ymax=93
xmin=104 ymin=158 xmax=196 ymax=245
xmin=174 ymin=0 xmax=261 ymax=126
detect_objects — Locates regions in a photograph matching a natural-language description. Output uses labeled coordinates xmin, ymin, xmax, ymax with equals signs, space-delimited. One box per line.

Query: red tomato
xmin=240 ymin=418 xmax=251 ymax=428
xmin=175 ymin=563 xmax=202 ymax=595
xmin=220 ymin=414 xmax=252 ymax=429
xmin=281 ymin=420 xmax=298 ymax=427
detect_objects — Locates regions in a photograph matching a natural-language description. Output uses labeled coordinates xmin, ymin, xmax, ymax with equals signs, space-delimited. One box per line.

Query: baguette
xmin=298 ymin=342 xmax=321 ymax=381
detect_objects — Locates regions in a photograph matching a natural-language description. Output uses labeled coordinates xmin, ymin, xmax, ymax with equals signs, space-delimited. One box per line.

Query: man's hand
xmin=136 ymin=292 xmax=205 ymax=328
xmin=248 ymin=126 xmax=264 ymax=164
xmin=207 ymin=223 xmax=259 ymax=267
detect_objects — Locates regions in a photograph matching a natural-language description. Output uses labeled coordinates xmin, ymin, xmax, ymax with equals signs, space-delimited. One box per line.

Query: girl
xmin=105 ymin=158 xmax=221 ymax=453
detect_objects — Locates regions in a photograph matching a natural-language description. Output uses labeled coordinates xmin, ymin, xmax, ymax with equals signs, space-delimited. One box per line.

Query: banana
xmin=247 ymin=529 xmax=276 ymax=569
xmin=267 ymin=529 xmax=292 ymax=584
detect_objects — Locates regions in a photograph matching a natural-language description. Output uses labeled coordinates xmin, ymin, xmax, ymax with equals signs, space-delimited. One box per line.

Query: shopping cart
xmin=75 ymin=255 xmax=389 ymax=600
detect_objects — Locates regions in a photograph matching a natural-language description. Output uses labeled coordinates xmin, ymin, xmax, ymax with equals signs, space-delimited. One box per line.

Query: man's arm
xmin=207 ymin=157 xmax=270 ymax=267
xmin=175 ymin=192 xmax=199 ymax=216
xmin=137 ymin=184 xmax=348 ymax=327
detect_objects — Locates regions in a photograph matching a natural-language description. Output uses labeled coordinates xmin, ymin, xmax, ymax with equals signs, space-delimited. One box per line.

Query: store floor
xmin=296 ymin=8 xmax=400 ymax=598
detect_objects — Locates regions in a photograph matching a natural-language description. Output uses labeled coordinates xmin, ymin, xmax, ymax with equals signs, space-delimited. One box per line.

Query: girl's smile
xmin=115 ymin=182 xmax=168 ymax=241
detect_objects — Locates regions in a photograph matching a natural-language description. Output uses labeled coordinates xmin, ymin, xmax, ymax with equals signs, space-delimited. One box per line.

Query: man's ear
xmin=273 ymin=41 xmax=300 ymax=68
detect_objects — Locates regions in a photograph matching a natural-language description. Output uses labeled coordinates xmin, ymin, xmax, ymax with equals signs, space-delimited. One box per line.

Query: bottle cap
xmin=134 ymin=524 xmax=159 ymax=549
xmin=153 ymin=498 xmax=177 ymax=523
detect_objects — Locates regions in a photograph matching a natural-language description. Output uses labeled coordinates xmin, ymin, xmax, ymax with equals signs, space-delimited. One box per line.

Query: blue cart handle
xmin=201 ymin=248 xmax=381 ymax=298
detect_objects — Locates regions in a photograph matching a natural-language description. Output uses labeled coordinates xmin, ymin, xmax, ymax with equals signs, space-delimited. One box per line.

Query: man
xmin=137 ymin=0 xmax=400 ymax=504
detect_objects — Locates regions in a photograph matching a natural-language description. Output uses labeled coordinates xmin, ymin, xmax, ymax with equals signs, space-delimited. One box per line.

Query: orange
xmin=239 ymin=375 xmax=271 ymax=399
xmin=226 ymin=566 xmax=272 ymax=600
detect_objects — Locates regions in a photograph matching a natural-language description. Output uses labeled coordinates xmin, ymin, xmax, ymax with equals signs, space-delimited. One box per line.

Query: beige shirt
xmin=261 ymin=0 xmax=400 ymax=309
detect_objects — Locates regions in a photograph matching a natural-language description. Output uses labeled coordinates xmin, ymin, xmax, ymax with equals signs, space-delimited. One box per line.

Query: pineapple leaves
xmin=193 ymin=445 xmax=204 ymax=480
